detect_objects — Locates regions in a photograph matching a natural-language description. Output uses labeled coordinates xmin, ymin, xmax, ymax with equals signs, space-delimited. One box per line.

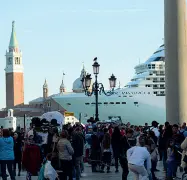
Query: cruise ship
xmin=53 ymin=44 xmax=166 ymax=125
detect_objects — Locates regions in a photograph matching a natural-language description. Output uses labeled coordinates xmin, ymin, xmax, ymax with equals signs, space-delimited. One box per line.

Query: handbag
xmin=151 ymin=148 xmax=158 ymax=162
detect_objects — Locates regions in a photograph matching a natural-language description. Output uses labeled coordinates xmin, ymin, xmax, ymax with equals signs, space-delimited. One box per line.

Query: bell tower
xmin=43 ymin=79 xmax=48 ymax=98
xmin=5 ymin=21 xmax=24 ymax=108
xmin=60 ymin=73 xmax=66 ymax=93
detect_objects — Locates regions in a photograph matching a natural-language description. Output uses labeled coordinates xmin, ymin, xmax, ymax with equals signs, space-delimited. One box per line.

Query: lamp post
xmin=81 ymin=57 xmax=117 ymax=122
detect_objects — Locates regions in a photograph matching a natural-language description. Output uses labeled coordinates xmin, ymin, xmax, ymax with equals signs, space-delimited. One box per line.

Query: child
xmin=166 ymin=140 xmax=176 ymax=179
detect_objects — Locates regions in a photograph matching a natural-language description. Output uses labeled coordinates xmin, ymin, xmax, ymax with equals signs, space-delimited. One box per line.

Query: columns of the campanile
xmin=164 ymin=0 xmax=187 ymax=124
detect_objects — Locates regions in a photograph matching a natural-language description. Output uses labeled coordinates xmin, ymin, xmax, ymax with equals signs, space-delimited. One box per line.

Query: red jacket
xmin=22 ymin=144 xmax=41 ymax=175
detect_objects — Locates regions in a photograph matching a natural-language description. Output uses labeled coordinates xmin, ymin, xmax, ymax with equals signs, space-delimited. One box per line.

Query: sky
xmin=0 ymin=0 xmax=164 ymax=108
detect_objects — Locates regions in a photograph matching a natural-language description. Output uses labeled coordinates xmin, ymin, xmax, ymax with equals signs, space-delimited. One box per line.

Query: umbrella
xmin=41 ymin=111 xmax=64 ymax=125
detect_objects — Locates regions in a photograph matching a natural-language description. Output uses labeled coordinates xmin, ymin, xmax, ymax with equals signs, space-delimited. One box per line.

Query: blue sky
xmin=0 ymin=0 xmax=164 ymax=108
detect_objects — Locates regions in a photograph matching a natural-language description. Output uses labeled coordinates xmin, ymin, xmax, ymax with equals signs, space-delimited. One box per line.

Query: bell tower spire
xmin=43 ymin=79 xmax=48 ymax=98
xmin=60 ymin=72 xmax=66 ymax=93
xmin=5 ymin=21 xmax=24 ymax=108
xmin=9 ymin=21 xmax=19 ymax=52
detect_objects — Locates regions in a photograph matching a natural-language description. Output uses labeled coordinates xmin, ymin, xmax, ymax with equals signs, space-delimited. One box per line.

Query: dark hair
xmin=112 ymin=126 xmax=121 ymax=139
xmin=61 ymin=130 xmax=68 ymax=138
xmin=3 ymin=129 xmax=10 ymax=138
xmin=165 ymin=121 xmax=170 ymax=127
xmin=46 ymin=153 xmax=52 ymax=161
xmin=173 ymin=124 xmax=179 ymax=128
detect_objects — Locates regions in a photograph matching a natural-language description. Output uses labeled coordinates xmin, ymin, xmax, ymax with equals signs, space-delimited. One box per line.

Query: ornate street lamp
xmin=81 ymin=57 xmax=117 ymax=122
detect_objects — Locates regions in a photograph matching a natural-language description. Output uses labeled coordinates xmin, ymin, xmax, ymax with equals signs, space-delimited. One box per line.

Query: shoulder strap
xmin=52 ymin=142 xmax=56 ymax=153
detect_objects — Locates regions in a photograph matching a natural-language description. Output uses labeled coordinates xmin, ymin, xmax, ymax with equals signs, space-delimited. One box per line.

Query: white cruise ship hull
xmin=53 ymin=89 xmax=166 ymax=125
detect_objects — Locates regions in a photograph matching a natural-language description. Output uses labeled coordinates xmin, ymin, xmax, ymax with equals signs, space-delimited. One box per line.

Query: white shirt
xmin=44 ymin=161 xmax=58 ymax=180
xmin=37 ymin=132 xmax=48 ymax=144
xmin=127 ymin=146 xmax=151 ymax=170
xmin=150 ymin=127 xmax=160 ymax=137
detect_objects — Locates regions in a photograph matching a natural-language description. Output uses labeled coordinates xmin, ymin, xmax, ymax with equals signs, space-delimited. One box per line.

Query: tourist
xmin=57 ymin=130 xmax=74 ymax=180
xmin=100 ymin=133 xmax=112 ymax=173
xmin=90 ymin=127 xmax=101 ymax=172
xmin=22 ymin=135 xmax=42 ymax=180
xmin=13 ymin=132 xmax=22 ymax=176
xmin=112 ymin=126 xmax=121 ymax=172
xmin=72 ymin=126 xmax=84 ymax=180
xmin=0 ymin=129 xmax=15 ymax=180
xmin=119 ymin=128 xmax=133 ymax=180
xmin=150 ymin=121 xmax=160 ymax=138
xmin=127 ymin=137 xmax=151 ymax=180
xmin=166 ymin=140 xmax=177 ymax=179
xmin=171 ymin=124 xmax=185 ymax=177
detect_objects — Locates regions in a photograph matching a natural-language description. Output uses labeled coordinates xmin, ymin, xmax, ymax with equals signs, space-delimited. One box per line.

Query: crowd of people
xmin=0 ymin=118 xmax=187 ymax=180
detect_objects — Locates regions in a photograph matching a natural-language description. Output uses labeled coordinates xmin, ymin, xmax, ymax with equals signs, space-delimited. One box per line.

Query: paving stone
xmin=10 ymin=161 xmax=184 ymax=180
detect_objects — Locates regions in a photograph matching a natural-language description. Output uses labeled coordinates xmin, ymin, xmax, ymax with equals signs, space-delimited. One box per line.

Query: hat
xmin=152 ymin=121 xmax=159 ymax=127
xmin=50 ymin=119 xmax=60 ymax=127
xmin=31 ymin=117 xmax=41 ymax=127
xmin=41 ymin=118 xmax=49 ymax=126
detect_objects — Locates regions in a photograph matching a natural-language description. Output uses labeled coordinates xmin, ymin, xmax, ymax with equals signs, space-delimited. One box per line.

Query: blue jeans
xmin=167 ymin=161 xmax=176 ymax=177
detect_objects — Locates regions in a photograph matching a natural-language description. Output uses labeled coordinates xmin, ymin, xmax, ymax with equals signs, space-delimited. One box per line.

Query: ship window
xmin=98 ymin=102 xmax=102 ymax=105
xmin=153 ymin=85 xmax=157 ymax=87
xmin=67 ymin=103 xmax=71 ymax=105
xmin=110 ymin=102 xmax=114 ymax=104
xmin=145 ymin=85 xmax=151 ymax=87
xmin=85 ymin=103 xmax=90 ymax=105
xmin=146 ymin=78 xmax=150 ymax=80
xmin=134 ymin=102 xmax=138 ymax=105
xmin=154 ymin=91 xmax=158 ymax=94
xmin=153 ymin=57 xmax=162 ymax=61
xmin=160 ymin=91 xmax=165 ymax=94
xmin=91 ymin=102 xmax=95 ymax=104
xmin=122 ymin=102 xmax=126 ymax=104
xmin=116 ymin=102 xmax=120 ymax=104
xmin=104 ymin=102 xmax=108 ymax=104
xmin=160 ymin=84 xmax=164 ymax=87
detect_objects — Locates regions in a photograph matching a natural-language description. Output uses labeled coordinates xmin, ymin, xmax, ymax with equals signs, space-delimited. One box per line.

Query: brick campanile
xmin=5 ymin=21 xmax=24 ymax=108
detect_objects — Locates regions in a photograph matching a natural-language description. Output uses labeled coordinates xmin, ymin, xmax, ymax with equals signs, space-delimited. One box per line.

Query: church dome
xmin=72 ymin=66 xmax=92 ymax=93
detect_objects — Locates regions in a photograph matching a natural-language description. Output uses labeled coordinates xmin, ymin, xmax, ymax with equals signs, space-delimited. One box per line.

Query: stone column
xmin=164 ymin=0 xmax=187 ymax=125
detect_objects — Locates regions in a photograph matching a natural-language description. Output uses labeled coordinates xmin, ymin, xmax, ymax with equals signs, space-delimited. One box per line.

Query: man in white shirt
xmin=150 ymin=121 xmax=160 ymax=138
xmin=127 ymin=138 xmax=151 ymax=180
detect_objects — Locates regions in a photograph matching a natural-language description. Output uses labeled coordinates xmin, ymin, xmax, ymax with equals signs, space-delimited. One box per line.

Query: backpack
xmin=38 ymin=163 xmax=46 ymax=180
